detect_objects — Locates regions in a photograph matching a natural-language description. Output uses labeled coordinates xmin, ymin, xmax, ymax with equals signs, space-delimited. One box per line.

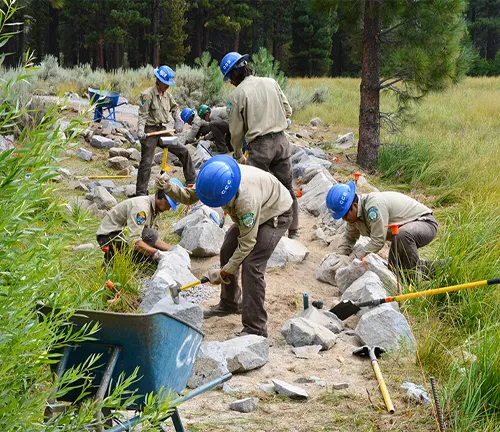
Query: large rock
xmin=356 ymin=304 xmax=416 ymax=352
xmin=91 ymin=135 xmax=115 ymax=149
xmin=334 ymin=132 xmax=355 ymax=149
xmin=107 ymin=156 xmax=130 ymax=170
xmin=116 ymin=127 xmax=137 ymax=145
xmin=109 ymin=147 xmax=130 ymax=158
xmin=316 ymin=253 xmax=343 ymax=286
xmin=68 ymin=180 xmax=89 ymax=192
xmin=140 ymin=245 xmax=199 ymax=312
xmin=301 ymin=165 xmax=332 ymax=184
xmin=335 ymin=263 xmax=367 ymax=293
xmin=127 ymin=148 xmax=141 ymax=161
xmin=281 ymin=317 xmax=337 ymax=350
xmin=172 ymin=211 xmax=207 ymax=236
xmin=267 ymin=237 xmax=309 ymax=269
xmin=76 ymin=148 xmax=93 ymax=161
xmin=310 ymin=117 xmax=322 ymax=127
xmin=230 ymin=397 xmax=259 ymax=413
xmin=179 ymin=219 xmax=225 ymax=257
xmin=292 ymin=155 xmax=332 ymax=179
xmin=93 ymin=186 xmax=117 ymax=210
xmin=272 ymin=379 xmax=308 ymax=399
xmin=148 ymin=296 xmax=203 ymax=329
xmin=187 ymin=342 xmax=230 ymax=389
xmin=95 ymin=179 xmax=116 ymax=192
xmin=219 ymin=335 xmax=269 ymax=373
xmin=296 ymin=307 xmax=344 ymax=334
xmin=299 ymin=171 xmax=335 ymax=216
xmin=363 ymin=253 xmax=398 ymax=294
xmin=192 ymin=140 xmax=212 ymax=168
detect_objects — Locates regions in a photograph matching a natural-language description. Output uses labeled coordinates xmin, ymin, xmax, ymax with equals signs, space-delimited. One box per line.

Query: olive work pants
xmin=209 ymin=120 xmax=233 ymax=153
xmin=96 ymin=228 xmax=158 ymax=264
xmin=246 ymin=131 xmax=299 ymax=233
xmin=388 ymin=215 xmax=439 ymax=273
xmin=218 ymin=208 xmax=293 ymax=337
xmin=136 ymin=125 xmax=196 ymax=196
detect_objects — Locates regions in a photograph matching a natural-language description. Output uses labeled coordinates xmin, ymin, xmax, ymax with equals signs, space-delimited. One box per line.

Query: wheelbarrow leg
xmin=170 ymin=408 xmax=185 ymax=432
xmin=45 ymin=345 xmax=72 ymax=420
xmin=95 ymin=346 xmax=121 ymax=432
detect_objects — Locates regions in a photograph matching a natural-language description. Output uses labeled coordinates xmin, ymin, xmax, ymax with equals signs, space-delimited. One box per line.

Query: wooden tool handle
xmin=146 ymin=129 xmax=175 ymax=137
xmin=372 ymin=361 xmax=395 ymax=413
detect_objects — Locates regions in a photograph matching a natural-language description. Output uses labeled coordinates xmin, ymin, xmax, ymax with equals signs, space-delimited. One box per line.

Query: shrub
xmin=285 ymin=84 xmax=314 ymax=112
xmin=251 ymin=47 xmax=288 ymax=90
xmin=195 ymin=51 xmax=226 ymax=106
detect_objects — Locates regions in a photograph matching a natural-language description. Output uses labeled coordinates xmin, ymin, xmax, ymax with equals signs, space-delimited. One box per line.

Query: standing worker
xmin=96 ymin=179 xmax=184 ymax=264
xmin=220 ymin=52 xmax=299 ymax=240
xmin=135 ymin=65 xmax=196 ymax=196
xmin=156 ymin=156 xmax=293 ymax=337
xmin=198 ymin=104 xmax=233 ymax=155
xmin=326 ymin=182 xmax=442 ymax=277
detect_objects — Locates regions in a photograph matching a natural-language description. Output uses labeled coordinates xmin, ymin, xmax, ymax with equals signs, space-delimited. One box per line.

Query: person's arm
xmin=170 ymin=94 xmax=183 ymax=133
xmin=338 ymin=223 xmax=360 ymax=256
xmin=228 ymin=95 xmax=245 ymax=159
xmin=276 ymin=81 xmax=292 ymax=119
xmin=363 ymin=204 xmax=389 ymax=255
xmin=162 ymin=179 xmax=200 ymax=206
xmin=185 ymin=116 xmax=201 ymax=143
xmin=137 ymin=92 xmax=152 ymax=138
xmin=222 ymin=200 xmax=260 ymax=275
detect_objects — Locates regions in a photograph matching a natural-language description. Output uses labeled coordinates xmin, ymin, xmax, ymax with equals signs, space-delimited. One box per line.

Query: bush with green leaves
xmin=250 ymin=47 xmax=288 ymax=90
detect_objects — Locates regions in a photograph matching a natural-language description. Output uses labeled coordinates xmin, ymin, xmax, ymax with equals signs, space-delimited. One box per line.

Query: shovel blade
xmin=330 ymin=300 xmax=361 ymax=321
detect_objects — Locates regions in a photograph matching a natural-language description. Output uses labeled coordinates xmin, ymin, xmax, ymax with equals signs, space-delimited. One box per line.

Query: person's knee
xmin=142 ymin=228 xmax=158 ymax=246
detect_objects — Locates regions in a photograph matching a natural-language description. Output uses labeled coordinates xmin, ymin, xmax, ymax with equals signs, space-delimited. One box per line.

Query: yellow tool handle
xmin=372 ymin=361 xmax=395 ymax=413
xmin=160 ymin=148 xmax=170 ymax=172
xmin=85 ymin=175 xmax=132 ymax=179
xmin=391 ymin=279 xmax=497 ymax=303
xmin=146 ymin=129 xmax=175 ymax=137
xmin=179 ymin=277 xmax=210 ymax=292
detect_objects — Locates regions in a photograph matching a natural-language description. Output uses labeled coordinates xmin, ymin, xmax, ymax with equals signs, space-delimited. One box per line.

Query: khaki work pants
xmin=247 ymin=132 xmax=299 ymax=233
xmin=388 ymin=215 xmax=438 ymax=273
xmin=209 ymin=120 xmax=232 ymax=153
xmin=96 ymin=228 xmax=158 ymax=264
xmin=136 ymin=125 xmax=196 ymax=196
xmin=218 ymin=208 xmax=293 ymax=337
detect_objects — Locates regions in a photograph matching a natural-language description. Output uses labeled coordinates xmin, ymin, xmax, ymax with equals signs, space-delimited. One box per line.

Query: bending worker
xmin=220 ymin=52 xmax=299 ymax=240
xmin=326 ymin=181 xmax=440 ymax=276
xmin=198 ymin=104 xmax=233 ymax=155
xmin=96 ymin=179 xmax=184 ymax=264
xmin=156 ymin=155 xmax=293 ymax=337
xmin=136 ymin=65 xmax=196 ymax=196
xmin=178 ymin=107 xmax=210 ymax=144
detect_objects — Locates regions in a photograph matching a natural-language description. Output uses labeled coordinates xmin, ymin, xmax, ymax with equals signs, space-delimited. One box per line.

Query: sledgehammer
xmin=170 ymin=277 xmax=209 ymax=304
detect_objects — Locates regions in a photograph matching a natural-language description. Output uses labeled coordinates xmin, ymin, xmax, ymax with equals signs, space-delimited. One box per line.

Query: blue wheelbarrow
xmin=39 ymin=304 xmax=231 ymax=431
xmin=88 ymin=88 xmax=127 ymax=122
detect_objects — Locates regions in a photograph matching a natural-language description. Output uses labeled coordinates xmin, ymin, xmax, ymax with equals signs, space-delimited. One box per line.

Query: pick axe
xmin=169 ymin=277 xmax=209 ymax=304
xmin=353 ymin=345 xmax=394 ymax=413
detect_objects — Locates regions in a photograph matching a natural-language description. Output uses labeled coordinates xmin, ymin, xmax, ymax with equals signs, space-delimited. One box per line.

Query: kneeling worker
xmin=157 ymin=156 xmax=293 ymax=337
xmin=198 ymin=104 xmax=233 ymax=154
xmin=179 ymin=107 xmax=210 ymax=144
xmin=97 ymin=179 xmax=183 ymax=264
xmin=326 ymin=181 xmax=440 ymax=276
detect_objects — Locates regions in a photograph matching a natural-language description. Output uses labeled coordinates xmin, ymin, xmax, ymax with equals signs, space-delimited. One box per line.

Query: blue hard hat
xmin=164 ymin=178 xmax=184 ymax=211
xmin=220 ymin=52 xmax=249 ymax=81
xmin=154 ymin=65 xmax=175 ymax=86
xmin=326 ymin=181 xmax=356 ymax=219
xmin=180 ymin=107 xmax=195 ymax=123
xmin=196 ymin=155 xmax=241 ymax=207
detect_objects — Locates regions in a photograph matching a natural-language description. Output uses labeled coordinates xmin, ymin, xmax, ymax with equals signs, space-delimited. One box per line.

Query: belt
xmin=255 ymin=130 xmax=284 ymax=140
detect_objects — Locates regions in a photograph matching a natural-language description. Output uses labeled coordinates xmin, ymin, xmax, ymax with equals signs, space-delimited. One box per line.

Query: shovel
xmin=169 ymin=277 xmax=209 ymax=304
xmin=330 ymin=277 xmax=500 ymax=320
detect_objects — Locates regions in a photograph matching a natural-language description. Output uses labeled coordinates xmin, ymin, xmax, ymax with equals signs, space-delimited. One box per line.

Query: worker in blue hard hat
xmin=135 ymin=65 xmax=196 ymax=196
xmin=197 ymin=104 xmax=233 ymax=154
xmin=220 ymin=51 xmax=299 ymax=240
xmin=326 ymin=181 xmax=441 ymax=276
xmin=97 ymin=178 xmax=184 ymax=265
xmin=156 ymin=156 xmax=293 ymax=337
xmin=178 ymin=107 xmax=211 ymax=146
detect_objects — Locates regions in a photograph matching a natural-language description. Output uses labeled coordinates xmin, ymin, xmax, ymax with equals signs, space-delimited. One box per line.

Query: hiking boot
xmin=203 ymin=303 xmax=241 ymax=319
xmin=288 ymin=230 xmax=300 ymax=240
xmin=231 ymin=329 xmax=267 ymax=338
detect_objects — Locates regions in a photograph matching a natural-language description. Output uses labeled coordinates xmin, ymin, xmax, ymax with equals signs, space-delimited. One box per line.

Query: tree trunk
xmin=233 ymin=30 xmax=240 ymax=51
xmin=486 ymin=28 xmax=499 ymax=61
xmin=331 ymin=30 xmax=343 ymax=77
xmin=357 ymin=0 xmax=381 ymax=172
xmin=152 ymin=0 xmax=160 ymax=67
xmin=48 ymin=5 xmax=59 ymax=58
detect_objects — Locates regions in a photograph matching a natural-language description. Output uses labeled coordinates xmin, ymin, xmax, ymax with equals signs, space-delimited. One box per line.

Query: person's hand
xmin=174 ymin=119 xmax=184 ymax=134
xmin=208 ymin=267 xmax=230 ymax=285
xmin=155 ymin=172 xmax=171 ymax=190
xmin=286 ymin=118 xmax=292 ymax=128
xmin=137 ymin=130 xmax=146 ymax=141
xmin=236 ymin=155 xmax=246 ymax=165
xmin=152 ymin=250 xmax=168 ymax=261
xmin=331 ymin=255 xmax=352 ymax=272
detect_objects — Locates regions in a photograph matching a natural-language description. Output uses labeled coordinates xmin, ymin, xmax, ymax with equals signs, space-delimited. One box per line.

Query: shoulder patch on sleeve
xmin=367 ymin=207 xmax=380 ymax=223
xmin=140 ymin=94 xmax=147 ymax=105
xmin=240 ymin=212 xmax=255 ymax=228
xmin=136 ymin=211 xmax=147 ymax=225
xmin=226 ymin=101 xmax=232 ymax=113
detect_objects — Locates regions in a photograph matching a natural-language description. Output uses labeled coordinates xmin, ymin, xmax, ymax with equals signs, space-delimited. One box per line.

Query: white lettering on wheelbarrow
xmin=175 ymin=334 xmax=199 ymax=369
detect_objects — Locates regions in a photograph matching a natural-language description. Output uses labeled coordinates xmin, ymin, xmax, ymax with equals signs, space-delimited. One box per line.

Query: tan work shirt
xmin=163 ymin=165 xmax=293 ymax=274
xmin=137 ymin=85 xmax=179 ymax=134
xmin=97 ymin=195 xmax=159 ymax=245
xmin=183 ymin=114 xmax=209 ymax=144
xmin=227 ymin=75 xmax=292 ymax=158
xmin=210 ymin=106 xmax=228 ymax=121
xmin=339 ymin=192 xmax=433 ymax=256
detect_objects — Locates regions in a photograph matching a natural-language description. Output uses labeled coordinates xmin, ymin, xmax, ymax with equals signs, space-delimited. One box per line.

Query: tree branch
xmin=379 ymin=78 xmax=404 ymax=90
xmin=380 ymin=19 xmax=416 ymax=37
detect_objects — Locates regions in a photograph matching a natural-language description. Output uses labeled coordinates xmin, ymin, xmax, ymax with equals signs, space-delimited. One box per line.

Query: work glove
xmin=236 ymin=155 xmax=246 ymax=165
xmin=155 ymin=172 xmax=171 ymax=190
xmin=152 ymin=250 xmax=168 ymax=261
xmin=286 ymin=118 xmax=292 ymax=129
xmin=208 ymin=267 xmax=230 ymax=285
xmin=331 ymin=255 xmax=352 ymax=272
xmin=174 ymin=119 xmax=184 ymax=134
xmin=137 ymin=130 xmax=146 ymax=141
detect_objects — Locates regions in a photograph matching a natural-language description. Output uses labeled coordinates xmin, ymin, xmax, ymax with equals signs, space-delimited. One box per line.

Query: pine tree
xmin=310 ymin=0 xmax=470 ymax=171
xmin=160 ymin=0 xmax=190 ymax=66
